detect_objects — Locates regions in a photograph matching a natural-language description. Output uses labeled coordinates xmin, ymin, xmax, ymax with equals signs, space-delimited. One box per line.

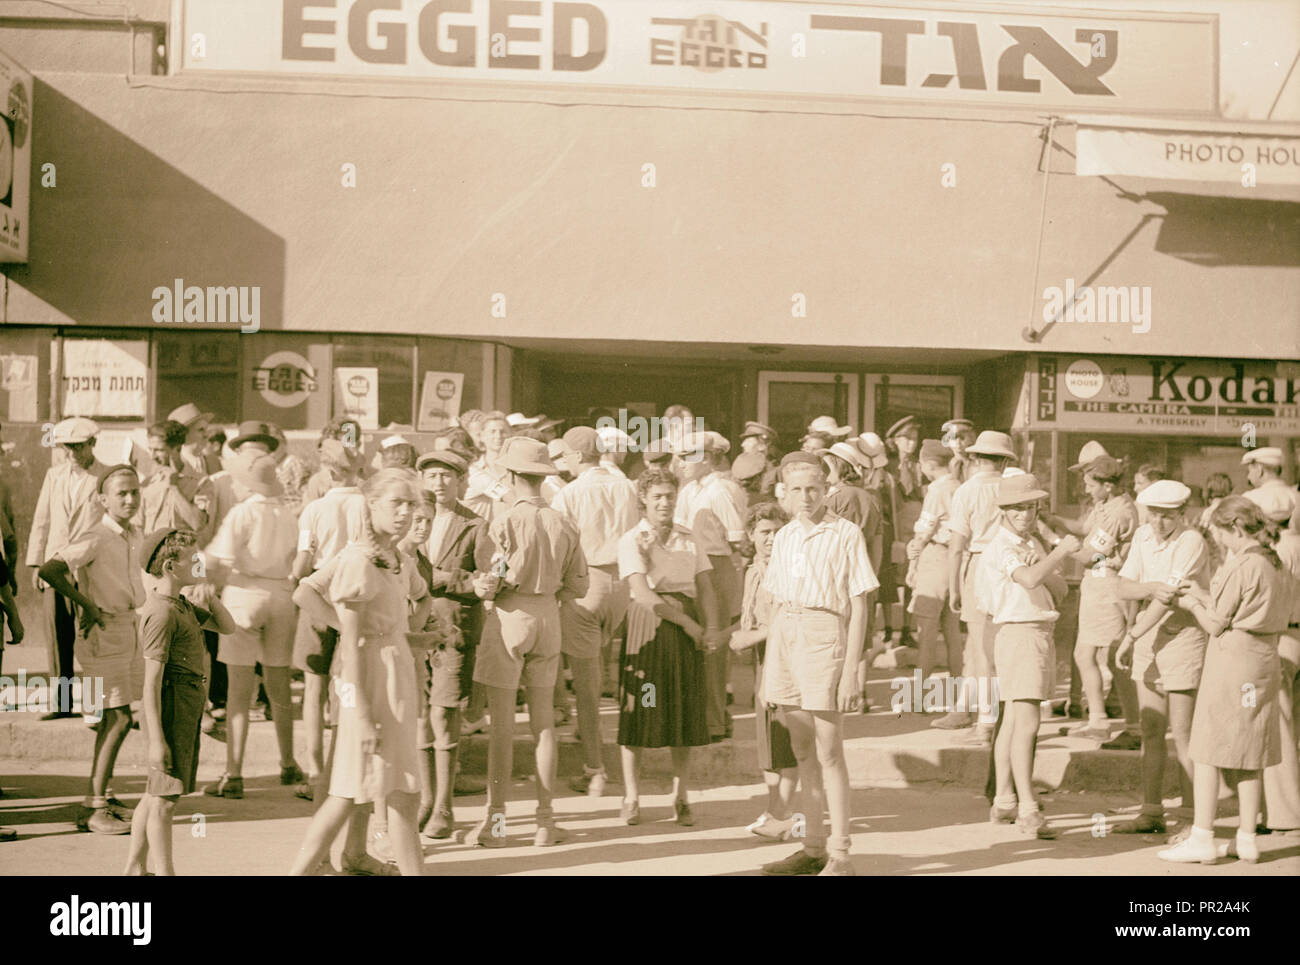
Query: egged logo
xmin=649 ymin=15 xmax=768 ymax=72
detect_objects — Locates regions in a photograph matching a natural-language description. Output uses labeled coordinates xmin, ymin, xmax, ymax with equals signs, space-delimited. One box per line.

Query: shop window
xmin=1058 ymin=433 xmax=1247 ymax=512
xmin=333 ymin=336 xmax=414 ymax=430
xmin=241 ymin=334 xmax=330 ymax=431
xmin=417 ymin=337 xmax=483 ymax=430
xmin=867 ymin=376 xmax=960 ymax=442
xmin=0 ymin=329 xmax=52 ymax=424
xmin=156 ymin=332 xmax=241 ymax=425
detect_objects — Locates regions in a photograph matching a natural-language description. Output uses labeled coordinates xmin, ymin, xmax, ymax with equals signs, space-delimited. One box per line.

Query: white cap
xmin=596 ymin=425 xmax=630 ymax=453
xmin=1002 ymin=466 xmax=1026 ymax=477
xmin=381 ymin=434 xmax=411 ymax=449
xmin=1136 ymin=479 xmax=1191 ymax=509
xmin=52 ymin=417 xmax=100 ymax=445
xmin=1241 ymin=447 xmax=1284 ymax=468
xmin=507 ymin=412 xmax=542 ymax=428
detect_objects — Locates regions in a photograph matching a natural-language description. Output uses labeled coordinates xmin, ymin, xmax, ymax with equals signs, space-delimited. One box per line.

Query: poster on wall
xmin=418 ymin=372 xmax=464 ymax=432
xmin=61 ymin=340 xmax=148 ymax=419
xmin=334 ymin=366 xmax=379 ymax=430
xmin=0 ymin=352 xmax=37 ymax=422
xmin=0 ymin=47 xmax=32 ymax=263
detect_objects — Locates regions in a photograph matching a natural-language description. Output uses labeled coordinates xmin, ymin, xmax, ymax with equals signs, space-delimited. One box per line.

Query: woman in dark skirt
xmin=617 ymin=468 xmax=725 ymax=828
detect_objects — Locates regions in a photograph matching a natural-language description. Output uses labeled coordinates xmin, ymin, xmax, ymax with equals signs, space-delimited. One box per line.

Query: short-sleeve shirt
xmin=550 ymin=465 xmax=639 ymax=567
xmin=486 ymin=497 xmax=588 ymax=598
xmin=914 ymin=473 xmax=960 ymax=545
xmin=302 ymin=543 xmax=415 ymax=641
xmin=140 ymin=464 xmax=212 ymax=536
xmin=139 ymin=590 xmax=210 ymax=676
xmin=826 ymin=485 xmax=882 ymax=546
xmin=1081 ymin=493 xmax=1139 ymax=575
xmin=948 ymin=470 xmax=1004 ymax=552
xmin=741 ymin=557 xmax=774 ymax=631
xmin=206 ymin=493 xmax=298 ymax=580
xmin=763 ymin=511 xmax=879 ymax=613
xmin=296 ymin=487 xmax=366 ymax=569
xmin=675 ymin=472 xmax=747 ymax=557
xmin=979 ymin=524 xmax=1059 ymax=624
xmin=1209 ymin=545 xmax=1293 ymax=635
xmin=1119 ymin=523 xmax=1210 ymax=631
xmin=617 ymin=519 xmax=711 ymax=598
xmin=1275 ymin=532 xmax=1300 ymax=625
xmin=55 ymin=516 xmax=145 ymax=615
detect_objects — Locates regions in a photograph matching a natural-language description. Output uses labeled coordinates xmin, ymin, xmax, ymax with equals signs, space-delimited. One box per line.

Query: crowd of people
xmin=0 ymin=402 xmax=1297 ymax=875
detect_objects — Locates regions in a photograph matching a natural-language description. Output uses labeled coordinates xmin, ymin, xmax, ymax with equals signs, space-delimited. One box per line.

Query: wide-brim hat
xmin=1241 ymin=446 xmax=1284 ymax=468
xmin=997 ymin=472 xmax=1048 ymax=507
xmin=1069 ymin=440 xmax=1110 ymax=471
xmin=854 ymin=432 xmax=888 ymax=468
xmin=53 ymin=417 xmax=100 ymax=445
xmin=167 ymin=403 xmax=215 ymax=428
xmin=506 ymin=412 xmax=542 ymax=429
xmin=231 ymin=451 xmax=283 ymax=496
xmin=731 ymin=451 xmax=766 ymax=482
xmin=808 ymin=416 xmax=852 ymax=439
xmin=826 ymin=441 xmax=867 ymax=470
xmin=966 ymin=430 xmax=1017 ymax=460
xmin=230 ymin=420 xmax=280 ymax=452
xmin=533 ymin=414 xmax=564 ymax=432
xmin=498 ymin=436 xmax=559 ymax=475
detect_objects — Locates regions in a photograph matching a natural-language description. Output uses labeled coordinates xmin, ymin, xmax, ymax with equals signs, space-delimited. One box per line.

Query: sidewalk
xmin=2 ymin=640 xmax=1168 ymax=794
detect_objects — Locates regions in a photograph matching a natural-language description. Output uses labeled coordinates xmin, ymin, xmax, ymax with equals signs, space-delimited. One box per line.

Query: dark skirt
xmin=148 ymin=666 xmax=206 ymax=797
xmin=617 ymin=600 xmax=709 ymax=749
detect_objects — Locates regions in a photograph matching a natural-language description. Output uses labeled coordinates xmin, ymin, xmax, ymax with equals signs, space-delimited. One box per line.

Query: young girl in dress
xmin=617 ymin=468 xmax=725 ymax=827
xmin=1159 ymin=496 xmax=1294 ymax=864
xmin=289 ymin=469 xmax=430 ymax=876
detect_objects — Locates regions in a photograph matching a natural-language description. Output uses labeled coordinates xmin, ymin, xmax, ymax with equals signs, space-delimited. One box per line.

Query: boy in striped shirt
xmin=760 ymin=453 xmax=877 ymax=877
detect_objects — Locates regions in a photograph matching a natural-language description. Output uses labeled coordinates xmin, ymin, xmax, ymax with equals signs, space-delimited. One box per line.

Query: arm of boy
xmin=1010 ymin=535 xmax=1080 ymax=590
xmin=201 ymin=597 xmax=236 ymax=636
xmin=0 ymin=581 xmax=22 ymax=645
xmin=838 ymin=592 xmax=868 ymax=713
xmin=37 ymin=557 xmax=105 ymax=633
xmin=141 ymin=658 xmax=170 ymax=773
xmin=947 ymin=531 xmax=968 ymax=615
xmin=696 ymin=571 xmax=724 ymax=651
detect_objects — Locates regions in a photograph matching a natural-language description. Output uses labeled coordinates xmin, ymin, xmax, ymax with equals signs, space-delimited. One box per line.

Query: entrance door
xmin=758 ymin=372 xmax=860 ymax=450
xmin=865 ymin=375 xmax=964 ymax=440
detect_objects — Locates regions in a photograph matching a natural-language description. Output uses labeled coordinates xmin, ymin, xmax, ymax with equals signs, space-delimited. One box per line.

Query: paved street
xmin=2 ymin=760 xmax=1296 ymax=876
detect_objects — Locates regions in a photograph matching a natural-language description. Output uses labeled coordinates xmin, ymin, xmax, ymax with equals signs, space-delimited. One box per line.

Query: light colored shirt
xmin=54 ymin=516 xmax=145 ymax=615
xmin=486 ymin=496 xmax=588 ymax=599
xmin=675 ymin=471 xmax=747 ymax=557
xmin=1119 ymin=523 xmax=1210 ymax=634
xmin=1244 ymin=477 xmax=1299 ymax=525
xmin=1081 ymin=492 xmax=1139 ymax=575
xmin=296 ymin=486 xmax=366 ymax=569
xmin=947 ymin=470 xmax=1003 ymax=553
xmin=206 ymin=470 xmax=250 ymax=533
xmin=979 ymin=524 xmax=1059 ymax=624
xmin=206 ymin=493 xmax=298 ymax=581
xmin=1210 ymin=545 xmax=1294 ymax=634
xmin=617 ymin=519 xmax=711 ymax=598
xmin=550 ymin=465 xmax=639 ymax=567
xmin=1275 ymin=531 xmax=1300 ymax=625
xmin=741 ymin=557 xmax=773 ymax=631
xmin=27 ymin=460 xmax=105 ymax=566
xmin=763 ymin=511 xmax=878 ymax=614
xmin=140 ymin=463 xmax=213 ymax=538
xmin=913 ymin=473 xmax=960 ymax=546
xmin=427 ymin=509 xmax=456 ymax=565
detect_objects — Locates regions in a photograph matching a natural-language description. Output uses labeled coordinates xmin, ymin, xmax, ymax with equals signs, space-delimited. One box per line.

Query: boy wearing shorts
xmin=467 ymin=438 xmax=588 ymax=848
xmin=202 ymin=444 xmax=303 ymax=798
xmin=40 ymin=465 xmax=145 ymax=834
xmin=760 ymin=453 xmax=877 ymax=876
xmin=124 ymin=529 xmax=234 ymax=874
xmin=415 ymin=448 xmax=488 ymax=839
xmin=982 ymin=473 xmax=1078 ymax=838
xmin=1112 ymin=480 xmax=1209 ymax=834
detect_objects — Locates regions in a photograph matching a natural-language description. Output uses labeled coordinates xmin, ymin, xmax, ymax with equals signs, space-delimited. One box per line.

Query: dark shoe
xmin=204 ymin=775 xmax=243 ymax=799
xmin=674 ymin=799 xmax=695 ymax=827
xmin=1065 ymin=702 xmax=1085 ymax=719
xmin=882 ymin=628 xmax=894 ymax=644
xmin=465 ymin=814 xmax=508 ymax=848
xmin=74 ymin=804 xmax=92 ymax=832
xmin=87 ymin=806 xmax=132 ymax=835
xmin=453 ymin=774 xmax=486 ymax=797
xmin=534 ymin=823 xmax=569 ymax=847
xmin=761 ymin=848 xmax=828 ymax=876
xmin=726 ymin=691 xmax=735 ymax=706
xmin=39 ymin=711 xmax=75 ymax=721
xmin=1113 ymin=813 xmax=1166 ymax=834
xmin=425 ymin=808 xmax=454 ymax=840
xmin=105 ymin=797 xmax=134 ymax=821
xmin=0 ymin=827 xmax=16 ymax=842
xmin=1100 ymin=730 xmax=1142 ymax=751
xmin=709 ymin=734 xmax=727 ymax=744
xmin=280 ymin=763 xmax=306 ymax=785
xmin=293 ymin=783 xmax=314 ymax=802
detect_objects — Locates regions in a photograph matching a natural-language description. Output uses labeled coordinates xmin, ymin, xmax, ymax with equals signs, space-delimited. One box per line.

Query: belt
xmin=778 ymin=603 xmax=839 ymax=616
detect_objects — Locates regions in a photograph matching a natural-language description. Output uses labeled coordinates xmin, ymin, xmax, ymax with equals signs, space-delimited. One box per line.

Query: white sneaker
xmin=1232 ymin=832 xmax=1260 ymax=863
xmin=461 ymin=716 xmax=487 ymax=737
xmin=747 ymin=812 xmax=794 ymax=841
xmin=1157 ymin=834 xmax=1229 ymax=864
